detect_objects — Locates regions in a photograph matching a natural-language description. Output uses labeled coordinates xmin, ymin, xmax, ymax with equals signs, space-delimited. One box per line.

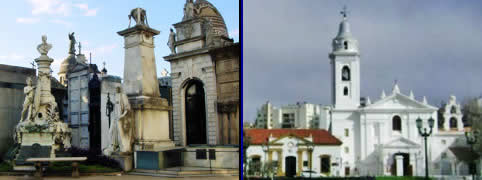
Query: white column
xmin=396 ymin=155 xmax=404 ymax=176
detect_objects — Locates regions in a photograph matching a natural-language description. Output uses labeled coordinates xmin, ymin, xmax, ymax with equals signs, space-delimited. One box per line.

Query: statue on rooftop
xmin=183 ymin=0 xmax=195 ymax=20
xmin=167 ymin=28 xmax=176 ymax=54
xmin=68 ymin=32 xmax=76 ymax=54
xmin=128 ymin=8 xmax=148 ymax=27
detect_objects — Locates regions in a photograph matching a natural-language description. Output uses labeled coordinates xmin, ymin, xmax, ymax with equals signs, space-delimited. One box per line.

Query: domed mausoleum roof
xmin=195 ymin=0 xmax=229 ymax=38
xmin=58 ymin=55 xmax=77 ymax=74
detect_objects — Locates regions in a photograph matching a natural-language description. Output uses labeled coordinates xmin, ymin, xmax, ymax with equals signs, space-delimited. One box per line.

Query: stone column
xmin=396 ymin=155 xmax=404 ymax=176
xmin=277 ymin=150 xmax=283 ymax=176
xmin=297 ymin=150 xmax=303 ymax=176
xmin=118 ymin=24 xmax=174 ymax=152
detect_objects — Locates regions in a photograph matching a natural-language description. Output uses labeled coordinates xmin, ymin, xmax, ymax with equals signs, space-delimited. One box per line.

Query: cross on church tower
xmin=341 ymin=5 xmax=349 ymax=19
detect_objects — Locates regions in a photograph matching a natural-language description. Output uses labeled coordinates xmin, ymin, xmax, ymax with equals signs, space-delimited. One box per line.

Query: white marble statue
xmin=183 ymin=0 xmax=195 ymax=20
xmin=37 ymin=35 xmax=52 ymax=55
xmin=20 ymin=77 xmax=35 ymax=122
xmin=117 ymin=87 xmax=133 ymax=153
xmin=167 ymin=28 xmax=176 ymax=54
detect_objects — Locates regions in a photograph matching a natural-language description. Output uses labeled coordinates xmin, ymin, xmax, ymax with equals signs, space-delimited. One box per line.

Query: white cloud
xmin=83 ymin=44 xmax=118 ymax=59
xmin=29 ymin=0 xmax=71 ymax=16
xmin=0 ymin=53 xmax=26 ymax=60
xmin=74 ymin=3 xmax=98 ymax=16
xmin=50 ymin=19 xmax=73 ymax=27
xmin=16 ymin=17 xmax=40 ymax=24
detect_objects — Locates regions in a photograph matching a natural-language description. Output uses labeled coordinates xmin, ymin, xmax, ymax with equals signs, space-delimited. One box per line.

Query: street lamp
xmin=307 ymin=142 xmax=315 ymax=179
xmin=465 ymin=130 xmax=480 ymax=180
xmin=416 ymin=116 xmax=435 ymax=180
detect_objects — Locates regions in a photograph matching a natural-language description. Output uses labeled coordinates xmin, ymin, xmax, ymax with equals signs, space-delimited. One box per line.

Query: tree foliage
xmin=461 ymin=97 xmax=482 ymax=152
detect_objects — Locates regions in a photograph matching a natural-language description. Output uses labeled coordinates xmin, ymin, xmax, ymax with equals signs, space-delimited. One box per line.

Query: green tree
xmin=461 ymin=97 xmax=482 ymax=152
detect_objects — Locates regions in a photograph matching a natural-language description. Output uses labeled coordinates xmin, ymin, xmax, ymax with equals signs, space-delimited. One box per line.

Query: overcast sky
xmin=243 ymin=0 xmax=482 ymax=123
xmin=0 ymin=0 xmax=239 ymax=78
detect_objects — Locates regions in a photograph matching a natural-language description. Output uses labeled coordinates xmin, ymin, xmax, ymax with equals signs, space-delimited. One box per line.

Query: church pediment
xmin=363 ymin=93 xmax=437 ymax=111
xmin=383 ymin=137 xmax=420 ymax=149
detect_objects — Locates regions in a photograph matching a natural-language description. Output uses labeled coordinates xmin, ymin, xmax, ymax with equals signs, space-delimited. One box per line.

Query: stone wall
xmin=68 ymin=69 xmax=91 ymax=148
xmin=171 ymin=53 xmax=218 ymax=146
xmin=0 ymin=64 xmax=35 ymax=158
xmin=210 ymin=43 xmax=240 ymax=145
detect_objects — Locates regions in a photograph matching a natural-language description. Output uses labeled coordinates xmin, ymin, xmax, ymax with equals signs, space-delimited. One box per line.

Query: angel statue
xmin=68 ymin=32 xmax=76 ymax=54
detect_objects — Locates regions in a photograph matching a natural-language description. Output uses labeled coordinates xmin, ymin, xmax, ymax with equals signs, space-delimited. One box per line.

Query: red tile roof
xmin=244 ymin=129 xmax=342 ymax=145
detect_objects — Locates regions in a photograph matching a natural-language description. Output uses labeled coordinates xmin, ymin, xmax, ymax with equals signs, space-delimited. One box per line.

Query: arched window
xmin=450 ymin=117 xmax=457 ymax=129
xmin=320 ymin=155 xmax=331 ymax=173
xmin=450 ymin=106 xmax=457 ymax=114
xmin=344 ymin=41 xmax=348 ymax=50
xmin=342 ymin=66 xmax=351 ymax=81
xmin=392 ymin=115 xmax=401 ymax=131
xmin=343 ymin=87 xmax=348 ymax=96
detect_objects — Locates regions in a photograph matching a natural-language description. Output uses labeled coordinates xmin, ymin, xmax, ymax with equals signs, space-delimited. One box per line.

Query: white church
xmin=324 ymin=9 xmax=474 ymax=177
xmin=246 ymin=8 xmax=478 ymax=178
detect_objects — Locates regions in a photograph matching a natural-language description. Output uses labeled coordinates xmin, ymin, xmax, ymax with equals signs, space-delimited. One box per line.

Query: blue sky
xmin=0 ymin=0 xmax=239 ymax=78
xmin=243 ymin=0 xmax=482 ymax=122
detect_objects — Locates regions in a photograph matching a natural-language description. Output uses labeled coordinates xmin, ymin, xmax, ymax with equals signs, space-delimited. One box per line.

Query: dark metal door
xmin=185 ymin=80 xmax=207 ymax=145
xmin=285 ymin=156 xmax=296 ymax=177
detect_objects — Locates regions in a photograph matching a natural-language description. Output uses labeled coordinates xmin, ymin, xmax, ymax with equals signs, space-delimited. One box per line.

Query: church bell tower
xmin=330 ymin=7 xmax=360 ymax=109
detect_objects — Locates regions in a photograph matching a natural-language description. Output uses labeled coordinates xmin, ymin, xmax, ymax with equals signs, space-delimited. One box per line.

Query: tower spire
xmin=341 ymin=5 xmax=349 ymax=19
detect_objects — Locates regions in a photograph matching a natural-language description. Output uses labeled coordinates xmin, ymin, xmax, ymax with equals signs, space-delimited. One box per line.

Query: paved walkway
xmin=0 ymin=175 xmax=239 ymax=180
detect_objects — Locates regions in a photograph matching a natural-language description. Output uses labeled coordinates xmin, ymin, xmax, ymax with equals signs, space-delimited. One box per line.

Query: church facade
xmin=326 ymin=10 xmax=472 ymax=177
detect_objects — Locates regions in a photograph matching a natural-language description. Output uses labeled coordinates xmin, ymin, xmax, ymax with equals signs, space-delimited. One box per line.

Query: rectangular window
xmin=345 ymin=128 xmax=349 ymax=137
xmin=303 ymin=161 xmax=308 ymax=167
xmin=208 ymin=149 xmax=216 ymax=160
xmin=344 ymin=147 xmax=349 ymax=154
xmin=196 ymin=149 xmax=207 ymax=160
xmin=282 ymin=113 xmax=295 ymax=128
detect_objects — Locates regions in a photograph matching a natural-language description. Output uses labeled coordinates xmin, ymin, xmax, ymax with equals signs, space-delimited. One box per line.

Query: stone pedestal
xmin=117 ymin=25 xmax=161 ymax=98
xmin=118 ymin=23 xmax=174 ymax=169
xmin=112 ymin=153 xmax=133 ymax=171
xmin=395 ymin=155 xmax=404 ymax=176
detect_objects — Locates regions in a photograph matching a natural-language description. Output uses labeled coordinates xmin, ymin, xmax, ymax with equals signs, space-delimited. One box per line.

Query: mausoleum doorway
xmin=285 ymin=156 xmax=297 ymax=177
xmin=184 ymin=79 xmax=207 ymax=145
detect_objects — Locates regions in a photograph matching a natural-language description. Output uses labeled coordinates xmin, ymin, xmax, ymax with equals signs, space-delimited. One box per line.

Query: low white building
xmin=245 ymin=129 xmax=342 ymax=177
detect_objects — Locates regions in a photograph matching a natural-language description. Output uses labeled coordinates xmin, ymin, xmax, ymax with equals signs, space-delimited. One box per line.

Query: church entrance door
xmin=285 ymin=156 xmax=296 ymax=177
xmin=185 ymin=80 xmax=207 ymax=145
xmin=391 ymin=153 xmax=411 ymax=176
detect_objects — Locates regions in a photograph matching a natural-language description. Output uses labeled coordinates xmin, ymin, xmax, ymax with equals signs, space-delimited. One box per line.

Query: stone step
xmin=131 ymin=168 xmax=239 ymax=177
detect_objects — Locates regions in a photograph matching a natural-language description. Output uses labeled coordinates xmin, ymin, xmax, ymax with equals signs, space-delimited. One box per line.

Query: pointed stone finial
xmin=392 ymin=81 xmax=400 ymax=94
xmin=423 ymin=96 xmax=428 ymax=104
xmin=366 ymin=96 xmax=372 ymax=105
xmin=381 ymin=90 xmax=386 ymax=99
xmin=409 ymin=90 xmax=414 ymax=99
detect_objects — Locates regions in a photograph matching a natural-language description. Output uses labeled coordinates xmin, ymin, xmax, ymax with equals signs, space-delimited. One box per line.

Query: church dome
xmin=195 ymin=0 xmax=229 ymax=38
xmin=59 ymin=55 xmax=76 ymax=74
